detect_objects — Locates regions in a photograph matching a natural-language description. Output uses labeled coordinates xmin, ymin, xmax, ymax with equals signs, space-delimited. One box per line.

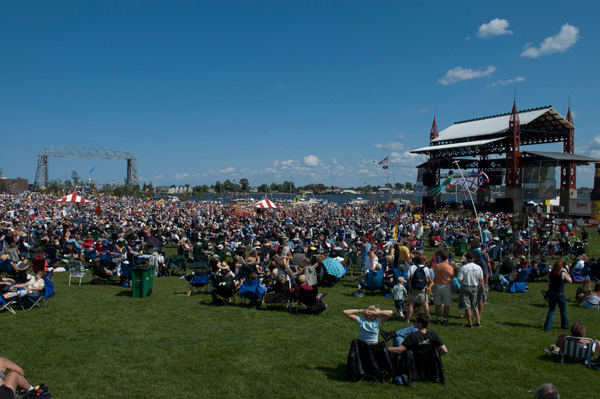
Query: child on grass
xmin=393 ymin=277 xmax=407 ymax=317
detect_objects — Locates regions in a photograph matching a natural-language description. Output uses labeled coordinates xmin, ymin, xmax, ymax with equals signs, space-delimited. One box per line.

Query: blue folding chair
xmin=21 ymin=277 xmax=55 ymax=311
xmin=187 ymin=272 xmax=211 ymax=295
xmin=356 ymin=269 xmax=385 ymax=293
xmin=238 ymin=278 xmax=266 ymax=305
xmin=0 ymin=295 xmax=17 ymax=314
xmin=509 ymin=268 xmax=531 ymax=293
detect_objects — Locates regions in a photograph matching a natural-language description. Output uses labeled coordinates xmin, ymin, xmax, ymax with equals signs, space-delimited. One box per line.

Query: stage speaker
xmin=492 ymin=198 xmax=513 ymax=213
xmin=488 ymin=171 xmax=503 ymax=186
xmin=423 ymin=173 xmax=436 ymax=186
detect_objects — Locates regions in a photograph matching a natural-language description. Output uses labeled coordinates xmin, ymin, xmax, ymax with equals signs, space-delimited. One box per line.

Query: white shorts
xmin=432 ymin=283 xmax=452 ymax=306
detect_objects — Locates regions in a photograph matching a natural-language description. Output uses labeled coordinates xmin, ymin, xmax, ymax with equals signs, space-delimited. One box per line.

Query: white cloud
xmin=374 ymin=142 xmax=404 ymax=150
xmin=303 ymin=155 xmax=321 ymax=167
xmin=577 ymin=135 xmax=600 ymax=159
xmin=418 ymin=108 xmax=428 ymax=113
xmin=330 ymin=158 xmax=338 ymax=164
xmin=521 ymin=23 xmax=579 ymax=58
xmin=389 ymin=151 xmax=428 ymax=167
xmin=173 ymin=173 xmax=189 ymax=180
xmin=478 ymin=18 xmax=513 ymax=39
xmin=154 ymin=174 xmax=164 ymax=180
xmin=397 ymin=134 xmax=406 ymax=139
xmin=438 ymin=66 xmax=496 ymax=85
xmin=487 ymin=76 xmax=526 ymax=87
xmin=219 ymin=167 xmax=234 ymax=173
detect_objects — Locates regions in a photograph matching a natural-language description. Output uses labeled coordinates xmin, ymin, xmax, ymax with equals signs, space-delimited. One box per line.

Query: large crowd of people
xmin=1 ymin=191 xmax=599 ymax=391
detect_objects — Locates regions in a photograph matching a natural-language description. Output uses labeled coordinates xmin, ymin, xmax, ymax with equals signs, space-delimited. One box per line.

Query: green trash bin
xmin=453 ymin=241 xmax=467 ymax=256
xmin=132 ymin=266 xmax=154 ymax=298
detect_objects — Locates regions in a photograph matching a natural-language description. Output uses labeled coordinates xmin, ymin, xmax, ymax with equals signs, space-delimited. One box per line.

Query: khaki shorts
xmin=458 ymin=285 xmax=478 ymax=310
xmin=432 ymin=283 xmax=452 ymax=306
xmin=407 ymin=287 xmax=428 ymax=304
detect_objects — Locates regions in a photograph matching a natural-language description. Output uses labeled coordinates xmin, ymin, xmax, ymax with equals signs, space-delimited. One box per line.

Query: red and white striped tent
xmin=250 ymin=198 xmax=280 ymax=209
xmin=56 ymin=191 xmax=92 ymax=203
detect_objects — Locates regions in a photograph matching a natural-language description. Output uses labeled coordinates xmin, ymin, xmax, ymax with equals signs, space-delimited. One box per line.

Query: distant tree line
xmin=36 ymin=171 xmax=416 ymax=197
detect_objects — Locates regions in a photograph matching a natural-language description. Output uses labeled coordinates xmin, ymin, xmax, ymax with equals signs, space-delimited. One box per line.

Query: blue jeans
xmin=544 ymin=290 xmax=569 ymax=331
xmin=392 ymin=326 xmax=418 ymax=347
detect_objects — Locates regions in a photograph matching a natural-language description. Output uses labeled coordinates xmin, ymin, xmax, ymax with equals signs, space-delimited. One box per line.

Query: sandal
xmin=476 ymin=323 xmax=482 ymax=327
xmin=464 ymin=324 xmax=473 ymax=328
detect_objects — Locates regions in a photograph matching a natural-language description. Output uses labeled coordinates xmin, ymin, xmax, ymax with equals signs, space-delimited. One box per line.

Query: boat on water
xmin=349 ymin=197 xmax=368 ymax=205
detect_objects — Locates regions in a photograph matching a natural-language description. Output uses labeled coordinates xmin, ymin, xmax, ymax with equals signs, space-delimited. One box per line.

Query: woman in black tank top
xmin=543 ymin=259 xmax=572 ymax=331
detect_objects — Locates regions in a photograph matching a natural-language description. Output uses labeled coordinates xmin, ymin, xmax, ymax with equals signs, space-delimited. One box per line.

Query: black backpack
xmin=411 ymin=265 xmax=427 ymax=290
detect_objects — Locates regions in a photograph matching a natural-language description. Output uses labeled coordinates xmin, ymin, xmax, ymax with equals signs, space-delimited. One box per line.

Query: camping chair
xmin=21 ymin=277 xmax=55 ymax=311
xmin=238 ymin=277 xmax=265 ymax=306
xmin=167 ymin=255 xmax=187 ymax=275
xmin=91 ymin=260 xmax=118 ymax=284
xmin=393 ymin=339 xmax=445 ymax=386
xmin=560 ymin=336 xmax=598 ymax=365
xmin=192 ymin=245 xmax=206 ymax=262
xmin=212 ymin=272 xmax=236 ymax=305
xmin=508 ymin=268 xmax=531 ymax=293
xmin=347 ymin=339 xmax=394 ymax=383
xmin=0 ymin=259 xmax=17 ymax=278
xmin=572 ymin=267 xmax=589 ymax=283
xmin=120 ymin=262 xmax=133 ymax=286
xmin=68 ymin=259 xmax=88 ymax=286
xmin=356 ymin=269 xmax=385 ymax=294
xmin=83 ymin=249 xmax=98 ymax=264
xmin=0 ymin=295 xmax=17 ymax=314
xmin=187 ymin=261 xmax=210 ymax=272
xmin=186 ymin=271 xmax=211 ymax=295
xmin=488 ymin=246 xmax=503 ymax=262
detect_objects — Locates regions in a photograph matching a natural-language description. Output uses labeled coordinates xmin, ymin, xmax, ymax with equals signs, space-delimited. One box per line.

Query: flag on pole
xmin=378 ymin=157 xmax=389 ymax=165
xmin=28 ymin=209 xmax=37 ymax=218
xmin=89 ymin=166 xmax=95 ymax=173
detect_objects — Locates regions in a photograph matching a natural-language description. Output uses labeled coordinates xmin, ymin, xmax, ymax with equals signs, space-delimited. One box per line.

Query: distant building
xmin=0 ymin=177 xmax=28 ymax=194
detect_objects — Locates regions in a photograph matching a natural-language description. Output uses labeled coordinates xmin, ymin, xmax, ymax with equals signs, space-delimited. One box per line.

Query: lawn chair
xmin=21 ymin=277 xmax=55 ymax=311
xmin=187 ymin=261 xmax=210 ymax=272
xmin=83 ymin=249 xmax=98 ymax=264
xmin=508 ymin=268 xmax=531 ymax=293
xmin=167 ymin=255 xmax=187 ymax=275
xmin=560 ymin=336 xmax=598 ymax=365
xmin=186 ymin=271 xmax=211 ymax=295
xmin=238 ymin=277 xmax=265 ymax=305
xmin=212 ymin=272 xmax=236 ymax=305
xmin=0 ymin=259 xmax=17 ymax=278
xmin=0 ymin=295 xmax=17 ymax=314
xmin=347 ymin=339 xmax=393 ymax=383
xmin=120 ymin=262 xmax=133 ymax=286
xmin=356 ymin=269 xmax=385 ymax=294
xmin=91 ymin=260 xmax=118 ymax=284
xmin=68 ymin=259 xmax=88 ymax=286
xmin=192 ymin=245 xmax=206 ymax=262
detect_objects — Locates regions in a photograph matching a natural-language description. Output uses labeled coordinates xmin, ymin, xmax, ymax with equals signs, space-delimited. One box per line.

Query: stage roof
xmin=522 ymin=151 xmax=598 ymax=164
xmin=411 ymin=137 xmax=504 ymax=154
xmin=431 ymin=106 xmax=573 ymax=144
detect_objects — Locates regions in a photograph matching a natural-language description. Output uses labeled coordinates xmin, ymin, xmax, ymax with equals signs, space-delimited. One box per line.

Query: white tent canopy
xmin=250 ymin=198 xmax=280 ymax=209
xmin=56 ymin=191 xmax=92 ymax=203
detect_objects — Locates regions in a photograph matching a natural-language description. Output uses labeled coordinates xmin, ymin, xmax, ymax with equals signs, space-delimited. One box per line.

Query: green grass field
xmin=3 ymin=237 xmax=600 ymax=398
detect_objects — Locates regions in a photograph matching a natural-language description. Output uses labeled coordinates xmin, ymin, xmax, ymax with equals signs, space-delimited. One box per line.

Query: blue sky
xmin=1 ymin=0 xmax=599 ymax=189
